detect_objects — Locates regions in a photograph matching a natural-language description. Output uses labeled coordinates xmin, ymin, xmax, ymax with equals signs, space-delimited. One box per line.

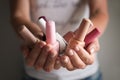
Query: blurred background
xmin=0 ymin=0 xmax=120 ymax=80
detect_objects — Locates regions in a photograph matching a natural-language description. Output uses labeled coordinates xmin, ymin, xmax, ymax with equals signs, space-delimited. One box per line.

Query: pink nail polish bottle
xmin=46 ymin=20 xmax=59 ymax=51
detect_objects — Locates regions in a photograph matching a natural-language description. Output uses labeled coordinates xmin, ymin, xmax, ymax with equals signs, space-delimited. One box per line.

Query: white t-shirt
xmin=25 ymin=0 xmax=99 ymax=80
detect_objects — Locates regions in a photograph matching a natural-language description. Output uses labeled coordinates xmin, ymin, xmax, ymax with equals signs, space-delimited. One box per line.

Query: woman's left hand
xmin=60 ymin=38 xmax=100 ymax=71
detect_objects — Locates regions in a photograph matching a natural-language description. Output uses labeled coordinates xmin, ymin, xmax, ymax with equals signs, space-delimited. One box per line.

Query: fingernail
xmin=50 ymin=51 xmax=57 ymax=58
xmin=63 ymin=57 xmax=69 ymax=63
xmin=75 ymin=46 xmax=79 ymax=51
xmin=90 ymin=48 xmax=95 ymax=53
xmin=68 ymin=49 xmax=74 ymax=56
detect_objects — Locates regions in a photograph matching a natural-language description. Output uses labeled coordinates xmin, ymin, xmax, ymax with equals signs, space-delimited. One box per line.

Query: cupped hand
xmin=60 ymin=19 xmax=100 ymax=71
xmin=21 ymin=40 xmax=60 ymax=72
xmin=60 ymin=38 xmax=100 ymax=71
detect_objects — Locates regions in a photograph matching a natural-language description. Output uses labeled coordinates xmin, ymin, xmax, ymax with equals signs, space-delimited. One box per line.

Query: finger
xmin=54 ymin=57 xmax=61 ymax=70
xmin=86 ymin=39 xmax=100 ymax=54
xmin=26 ymin=41 xmax=46 ymax=66
xmin=68 ymin=38 xmax=85 ymax=49
xmin=74 ymin=18 xmax=93 ymax=41
xmin=60 ymin=55 xmax=75 ymax=71
xmin=65 ymin=49 xmax=86 ymax=69
xmin=43 ymin=49 xmax=58 ymax=72
xmin=26 ymin=43 xmax=40 ymax=66
xmin=35 ymin=44 xmax=52 ymax=70
xmin=21 ymin=44 xmax=29 ymax=58
xmin=63 ymin=31 xmax=75 ymax=42
xmin=76 ymin=46 xmax=94 ymax=65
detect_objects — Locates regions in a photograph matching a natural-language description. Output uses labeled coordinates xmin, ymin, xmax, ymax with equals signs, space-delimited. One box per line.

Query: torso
xmin=30 ymin=0 xmax=89 ymax=35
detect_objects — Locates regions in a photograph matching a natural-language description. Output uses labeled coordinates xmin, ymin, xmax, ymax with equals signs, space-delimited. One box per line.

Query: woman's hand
xmin=21 ymin=40 xmax=59 ymax=72
xmin=60 ymin=18 xmax=100 ymax=71
xmin=60 ymin=38 xmax=100 ymax=71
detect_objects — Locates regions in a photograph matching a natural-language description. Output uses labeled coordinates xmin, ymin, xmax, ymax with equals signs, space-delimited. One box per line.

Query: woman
xmin=10 ymin=0 xmax=109 ymax=80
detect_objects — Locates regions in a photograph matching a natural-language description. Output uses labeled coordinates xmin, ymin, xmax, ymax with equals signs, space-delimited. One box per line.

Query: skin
xmin=10 ymin=0 xmax=109 ymax=72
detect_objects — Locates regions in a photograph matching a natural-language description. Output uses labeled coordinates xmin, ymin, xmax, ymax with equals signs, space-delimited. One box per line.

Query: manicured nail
xmin=90 ymin=48 xmax=95 ymax=53
xmin=68 ymin=49 xmax=74 ymax=56
xmin=63 ymin=57 xmax=69 ymax=63
xmin=49 ymin=50 xmax=57 ymax=58
xmin=75 ymin=46 xmax=79 ymax=51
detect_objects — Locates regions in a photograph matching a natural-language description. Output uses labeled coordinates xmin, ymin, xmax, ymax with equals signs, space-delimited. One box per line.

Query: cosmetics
xmin=69 ymin=18 xmax=100 ymax=49
xmin=47 ymin=20 xmax=59 ymax=51
xmin=74 ymin=18 xmax=93 ymax=42
xmin=84 ymin=28 xmax=101 ymax=47
xmin=38 ymin=17 xmax=100 ymax=54
xmin=38 ymin=16 xmax=47 ymax=34
xmin=38 ymin=17 xmax=59 ymax=52
xmin=46 ymin=21 xmax=56 ymax=44
xmin=74 ymin=18 xmax=101 ymax=47
xmin=19 ymin=25 xmax=38 ymax=45
xmin=68 ymin=18 xmax=93 ymax=48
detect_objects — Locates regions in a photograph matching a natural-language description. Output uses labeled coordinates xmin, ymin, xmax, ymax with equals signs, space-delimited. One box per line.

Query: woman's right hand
xmin=21 ymin=40 xmax=60 ymax=72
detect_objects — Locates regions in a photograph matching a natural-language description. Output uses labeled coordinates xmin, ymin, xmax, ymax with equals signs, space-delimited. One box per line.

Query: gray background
xmin=0 ymin=0 xmax=120 ymax=80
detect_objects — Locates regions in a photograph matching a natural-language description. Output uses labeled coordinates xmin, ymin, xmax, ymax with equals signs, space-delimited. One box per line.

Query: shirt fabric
xmin=25 ymin=0 xmax=99 ymax=80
